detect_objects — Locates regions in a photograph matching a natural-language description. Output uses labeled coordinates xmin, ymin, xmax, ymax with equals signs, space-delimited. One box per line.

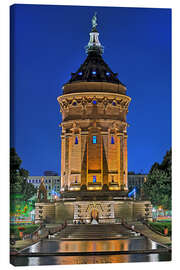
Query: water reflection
xmin=10 ymin=238 xmax=171 ymax=266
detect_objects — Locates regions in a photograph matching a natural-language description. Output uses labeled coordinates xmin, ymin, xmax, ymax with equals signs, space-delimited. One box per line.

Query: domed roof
xmin=68 ymin=51 xmax=124 ymax=85
xmin=65 ymin=13 xmax=125 ymax=87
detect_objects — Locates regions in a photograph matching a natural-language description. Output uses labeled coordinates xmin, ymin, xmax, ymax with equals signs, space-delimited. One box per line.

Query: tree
xmin=142 ymin=149 xmax=172 ymax=210
xmin=128 ymin=171 xmax=135 ymax=175
xmin=10 ymin=148 xmax=36 ymax=200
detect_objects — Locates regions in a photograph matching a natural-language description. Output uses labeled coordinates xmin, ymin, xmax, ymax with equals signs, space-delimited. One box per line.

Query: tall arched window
xmin=92 ymin=136 xmax=97 ymax=144
xmin=93 ymin=176 xmax=96 ymax=183
xmin=75 ymin=136 xmax=78 ymax=144
xmin=111 ymin=136 xmax=115 ymax=144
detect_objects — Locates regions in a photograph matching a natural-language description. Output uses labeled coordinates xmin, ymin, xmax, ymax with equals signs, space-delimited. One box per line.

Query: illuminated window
xmin=93 ymin=176 xmax=96 ymax=183
xmin=93 ymin=136 xmax=97 ymax=144
xmin=78 ymin=72 xmax=82 ymax=75
xmin=92 ymin=71 xmax=96 ymax=75
xmin=75 ymin=136 xmax=78 ymax=144
xmin=111 ymin=136 xmax=115 ymax=144
xmin=106 ymin=72 xmax=110 ymax=76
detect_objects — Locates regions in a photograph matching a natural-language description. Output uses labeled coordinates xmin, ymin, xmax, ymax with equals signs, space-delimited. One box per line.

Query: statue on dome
xmin=92 ymin=12 xmax=98 ymax=29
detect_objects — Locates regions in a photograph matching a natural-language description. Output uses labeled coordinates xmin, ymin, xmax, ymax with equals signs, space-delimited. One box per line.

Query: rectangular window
xmin=93 ymin=176 xmax=96 ymax=183
xmin=92 ymin=136 xmax=97 ymax=144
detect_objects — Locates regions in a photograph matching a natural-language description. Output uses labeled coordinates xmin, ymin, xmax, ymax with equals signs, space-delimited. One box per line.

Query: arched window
xmin=93 ymin=176 xmax=96 ymax=183
xmin=92 ymin=136 xmax=97 ymax=144
xmin=111 ymin=136 xmax=115 ymax=144
xmin=92 ymin=100 xmax=97 ymax=105
xmin=75 ymin=136 xmax=78 ymax=144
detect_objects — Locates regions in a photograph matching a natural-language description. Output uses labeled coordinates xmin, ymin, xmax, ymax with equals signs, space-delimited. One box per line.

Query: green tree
xmin=10 ymin=148 xmax=36 ymax=200
xmin=143 ymin=149 xmax=172 ymax=210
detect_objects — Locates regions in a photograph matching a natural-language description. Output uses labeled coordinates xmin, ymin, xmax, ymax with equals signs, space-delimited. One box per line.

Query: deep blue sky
xmin=11 ymin=4 xmax=171 ymax=176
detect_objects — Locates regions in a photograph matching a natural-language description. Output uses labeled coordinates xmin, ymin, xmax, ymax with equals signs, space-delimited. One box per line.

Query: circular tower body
xmin=57 ymin=15 xmax=132 ymax=223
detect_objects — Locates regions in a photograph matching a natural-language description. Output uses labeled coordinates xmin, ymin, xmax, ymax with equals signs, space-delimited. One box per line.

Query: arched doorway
xmin=91 ymin=208 xmax=99 ymax=223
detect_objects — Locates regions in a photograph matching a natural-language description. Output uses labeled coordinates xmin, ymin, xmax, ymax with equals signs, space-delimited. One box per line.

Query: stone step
xmin=52 ymin=224 xmax=132 ymax=240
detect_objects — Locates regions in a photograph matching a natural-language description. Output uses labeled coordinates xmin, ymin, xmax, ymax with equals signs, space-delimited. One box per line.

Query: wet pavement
xmin=10 ymin=224 xmax=171 ymax=266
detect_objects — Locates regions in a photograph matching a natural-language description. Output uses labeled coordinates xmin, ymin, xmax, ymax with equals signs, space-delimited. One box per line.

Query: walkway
xmin=125 ymin=222 xmax=171 ymax=247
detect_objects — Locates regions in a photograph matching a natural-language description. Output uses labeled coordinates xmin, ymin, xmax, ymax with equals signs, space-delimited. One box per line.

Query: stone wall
xmin=35 ymin=202 xmax=55 ymax=223
xmin=55 ymin=201 xmax=74 ymax=223
xmin=35 ymin=200 xmax=152 ymax=224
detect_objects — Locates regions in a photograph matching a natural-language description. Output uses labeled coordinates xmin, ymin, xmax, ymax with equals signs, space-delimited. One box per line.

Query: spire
xmin=85 ymin=13 xmax=104 ymax=55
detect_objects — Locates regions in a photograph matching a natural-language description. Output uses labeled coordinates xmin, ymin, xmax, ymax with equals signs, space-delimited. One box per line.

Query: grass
xmin=10 ymin=224 xmax=39 ymax=238
xmin=149 ymin=221 xmax=171 ymax=236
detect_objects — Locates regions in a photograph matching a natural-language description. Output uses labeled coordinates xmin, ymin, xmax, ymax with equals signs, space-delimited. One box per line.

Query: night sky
xmin=10 ymin=4 xmax=171 ymax=176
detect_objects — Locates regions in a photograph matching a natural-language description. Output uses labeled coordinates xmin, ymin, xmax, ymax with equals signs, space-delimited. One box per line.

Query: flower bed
xmin=149 ymin=221 xmax=171 ymax=236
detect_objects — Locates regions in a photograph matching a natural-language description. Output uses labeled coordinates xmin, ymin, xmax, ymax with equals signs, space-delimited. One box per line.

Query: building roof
xmin=68 ymin=51 xmax=124 ymax=85
xmin=65 ymin=13 xmax=125 ymax=87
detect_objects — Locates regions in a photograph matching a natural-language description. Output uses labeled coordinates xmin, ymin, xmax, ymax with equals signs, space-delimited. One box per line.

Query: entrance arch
xmin=91 ymin=208 xmax=99 ymax=223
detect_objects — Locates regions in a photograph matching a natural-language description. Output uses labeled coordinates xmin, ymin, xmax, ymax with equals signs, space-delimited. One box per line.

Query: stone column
xmin=117 ymin=133 xmax=121 ymax=187
xmin=81 ymin=131 xmax=88 ymax=187
xmin=101 ymin=131 xmax=108 ymax=185
xmin=60 ymin=134 xmax=65 ymax=190
xmin=68 ymin=133 xmax=73 ymax=189
xmin=101 ymin=134 xmax=103 ymax=185
xmin=123 ymin=135 xmax=128 ymax=190
xmin=120 ymin=134 xmax=124 ymax=188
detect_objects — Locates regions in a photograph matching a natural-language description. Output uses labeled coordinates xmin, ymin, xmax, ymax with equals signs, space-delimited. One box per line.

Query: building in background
xmin=44 ymin=171 xmax=58 ymax=176
xmin=27 ymin=176 xmax=61 ymax=200
xmin=128 ymin=174 xmax=147 ymax=199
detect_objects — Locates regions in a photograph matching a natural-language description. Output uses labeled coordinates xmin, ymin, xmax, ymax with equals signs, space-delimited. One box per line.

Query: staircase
xmin=51 ymin=224 xmax=132 ymax=240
